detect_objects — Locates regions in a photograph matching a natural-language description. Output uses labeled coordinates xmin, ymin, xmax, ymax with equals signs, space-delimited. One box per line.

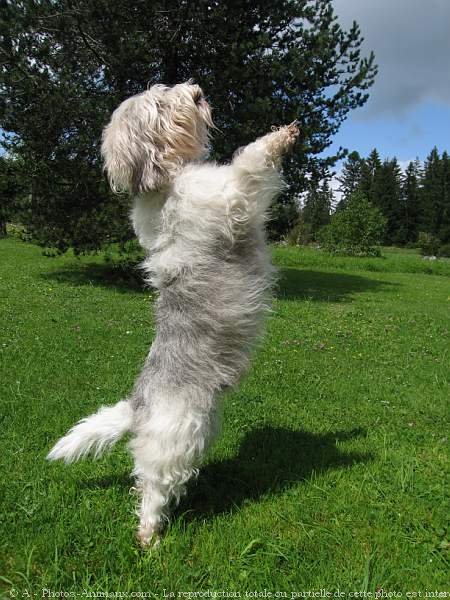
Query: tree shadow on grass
xmin=41 ymin=261 xmax=146 ymax=294
xmin=79 ymin=426 xmax=371 ymax=520
xmin=42 ymin=263 xmax=394 ymax=302
xmin=276 ymin=267 xmax=395 ymax=302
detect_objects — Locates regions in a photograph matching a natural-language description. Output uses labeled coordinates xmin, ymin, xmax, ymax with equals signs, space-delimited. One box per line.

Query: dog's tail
xmin=47 ymin=400 xmax=134 ymax=463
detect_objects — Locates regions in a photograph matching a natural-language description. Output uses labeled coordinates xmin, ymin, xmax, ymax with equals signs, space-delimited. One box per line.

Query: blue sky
xmin=329 ymin=0 xmax=450 ymax=166
xmin=328 ymin=101 xmax=450 ymax=167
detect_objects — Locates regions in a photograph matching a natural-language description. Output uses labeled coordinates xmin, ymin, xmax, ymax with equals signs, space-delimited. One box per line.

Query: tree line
xmin=297 ymin=147 xmax=450 ymax=254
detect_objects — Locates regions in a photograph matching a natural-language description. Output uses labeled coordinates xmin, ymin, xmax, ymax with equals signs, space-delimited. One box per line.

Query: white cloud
xmin=332 ymin=0 xmax=450 ymax=117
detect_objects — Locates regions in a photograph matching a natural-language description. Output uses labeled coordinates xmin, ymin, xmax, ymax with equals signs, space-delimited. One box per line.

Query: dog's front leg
xmin=228 ymin=123 xmax=299 ymax=220
xmin=232 ymin=122 xmax=299 ymax=176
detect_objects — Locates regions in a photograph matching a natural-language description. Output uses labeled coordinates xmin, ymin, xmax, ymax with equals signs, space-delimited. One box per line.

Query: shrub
xmin=438 ymin=243 xmax=450 ymax=258
xmin=6 ymin=222 xmax=33 ymax=243
xmin=417 ymin=232 xmax=440 ymax=257
xmin=102 ymin=239 xmax=146 ymax=284
xmin=318 ymin=191 xmax=386 ymax=256
xmin=285 ymin=220 xmax=313 ymax=246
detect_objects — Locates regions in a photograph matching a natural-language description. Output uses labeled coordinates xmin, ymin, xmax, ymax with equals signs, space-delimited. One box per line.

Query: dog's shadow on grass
xmin=276 ymin=267 xmax=395 ymax=302
xmin=174 ymin=426 xmax=371 ymax=521
xmin=81 ymin=426 xmax=370 ymax=520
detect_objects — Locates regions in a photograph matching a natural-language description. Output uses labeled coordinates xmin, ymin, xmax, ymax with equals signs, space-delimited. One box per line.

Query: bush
xmin=438 ymin=243 xmax=450 ymax=258
xmin=6 ymin=223 xmax=26 ymax=238
xmin=6 ymin=222 xmax=33 ymax=243
xmin=417 ymin=232 xmax=440 ymax=256
xmin=102 ymin=239 xmax=146 ymax=283
xmin=285 ymin=220 xmax=313 ymax=246
xmin=318 ymin=191 xmax=386 ymax=256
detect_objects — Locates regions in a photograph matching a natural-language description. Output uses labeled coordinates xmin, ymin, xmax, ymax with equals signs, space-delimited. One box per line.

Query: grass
xmin=0 ymin=237 xmax=449 ymax=595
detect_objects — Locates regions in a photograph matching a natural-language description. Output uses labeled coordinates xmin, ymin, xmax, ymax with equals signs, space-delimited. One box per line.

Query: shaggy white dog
xmin=47 ymin=81 xmax=299 ymax=545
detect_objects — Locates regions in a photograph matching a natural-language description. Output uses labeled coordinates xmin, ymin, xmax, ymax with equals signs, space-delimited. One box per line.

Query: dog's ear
xmin=101 ymin=92 xmax=168 ymax=194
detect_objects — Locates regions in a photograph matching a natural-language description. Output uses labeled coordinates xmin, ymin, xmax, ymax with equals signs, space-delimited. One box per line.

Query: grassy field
xmin=1 ymin=237 xmax=449 ymax=595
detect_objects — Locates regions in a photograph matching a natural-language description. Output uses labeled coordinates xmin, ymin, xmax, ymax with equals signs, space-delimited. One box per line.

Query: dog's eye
xmin=193 ymin=91 xmax=202 ymax=104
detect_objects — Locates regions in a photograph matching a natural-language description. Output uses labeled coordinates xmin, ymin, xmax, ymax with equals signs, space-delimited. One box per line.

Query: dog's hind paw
xmin=137 ymin=525 xmax=161 ymax=549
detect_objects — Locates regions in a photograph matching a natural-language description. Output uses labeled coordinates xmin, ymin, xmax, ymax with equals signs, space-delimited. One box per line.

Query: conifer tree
xmin=371 ymin=158 xmax=403 ymax=244
xmin=0 ymin=155 xmax=26 ymax=237
xmin=438 ymin=151 xmax=450 ymax=243
xmin=419 ymin=147 xmax=443 ymax=239
xmin=302 ymin=177 xmax=332 ymax=238
xmin=401 ymin=159 xmax=421 ymax=243
xmin=336 ymin=150 xmax=362 ymax=210
xmin=0 ymin=0 xmax=377 ymax=251
xmin=359 ymin=148 xmax=382 ymax=204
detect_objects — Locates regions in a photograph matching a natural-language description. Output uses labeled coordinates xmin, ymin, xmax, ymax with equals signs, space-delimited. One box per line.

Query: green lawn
xmin=1 ymin=237 xmax=449 ymax=595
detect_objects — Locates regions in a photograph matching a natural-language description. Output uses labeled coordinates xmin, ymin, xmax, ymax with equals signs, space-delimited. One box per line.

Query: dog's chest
xmin=131 ymin=192 xmax=166 ymax=251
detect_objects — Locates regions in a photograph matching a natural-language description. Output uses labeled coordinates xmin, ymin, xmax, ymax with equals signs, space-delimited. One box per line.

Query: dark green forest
xmin=298 ymin=147 xmax=450 ymax=255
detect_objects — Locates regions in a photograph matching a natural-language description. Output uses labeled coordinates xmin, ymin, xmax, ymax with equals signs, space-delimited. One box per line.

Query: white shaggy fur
xmin=47 ymin=80 xmax=299 ymax=546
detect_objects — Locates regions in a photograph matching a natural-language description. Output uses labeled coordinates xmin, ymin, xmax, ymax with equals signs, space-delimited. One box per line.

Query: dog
xmin=47 ymin=81 xmax=299 ymax=545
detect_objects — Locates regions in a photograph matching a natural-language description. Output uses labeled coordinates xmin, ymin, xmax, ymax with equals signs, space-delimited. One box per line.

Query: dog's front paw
xmin=267 ymin=122 xmax=300 ymax=163
xmin=286 ymin=121 xmax=300 ymax=143
xmin=277 ymin=121 xmax=300 ymax=149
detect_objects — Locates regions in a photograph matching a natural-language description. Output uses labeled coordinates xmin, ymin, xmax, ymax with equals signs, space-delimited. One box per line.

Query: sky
xmin=328 ymin=0 xmax=450 ymax=166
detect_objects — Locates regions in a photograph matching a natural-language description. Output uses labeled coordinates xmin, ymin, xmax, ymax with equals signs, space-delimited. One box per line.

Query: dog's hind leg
xmin=130 ymin=400 xmax=218 ymax=546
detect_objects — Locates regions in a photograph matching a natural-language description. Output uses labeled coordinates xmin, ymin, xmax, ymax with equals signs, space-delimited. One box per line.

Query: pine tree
xmin=419 ymin=147 xmax=443 ymax=238
xmin=401 ymin=159 xmax=421 ymax=243
xmin=0 ymin=155 xmax=27 ymax=237
xmin=439 ymin=151 xmax=450 ymax=243
xmin=336 ymin=150 xmax=362 ymax=209
xmin=301 ymin=177 xmax=332 ymax=239
xmin=0 ymin=0 xmax=377 ymax=251
xmin=371 ymin=158 xmax=403 ymax=244
xmin=359 ymin=149 xmax=382 ymax=204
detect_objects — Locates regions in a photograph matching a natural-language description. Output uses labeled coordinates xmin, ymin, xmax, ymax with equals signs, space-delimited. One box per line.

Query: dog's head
xmin=101 ymin=81 xmax=213 ymax=194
